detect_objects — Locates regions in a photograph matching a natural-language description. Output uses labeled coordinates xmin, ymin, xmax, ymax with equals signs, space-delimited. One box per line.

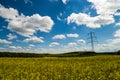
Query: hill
xmin=0 ymin=51 xmax=119 ymax=57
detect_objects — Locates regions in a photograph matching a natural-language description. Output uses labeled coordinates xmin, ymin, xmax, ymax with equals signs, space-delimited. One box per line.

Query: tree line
xmin=0 ymin=51 xmax=120 ymax=57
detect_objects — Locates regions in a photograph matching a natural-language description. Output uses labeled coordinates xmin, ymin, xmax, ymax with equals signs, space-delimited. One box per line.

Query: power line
xmin=87 ymin=32 xmax=98 ymax=52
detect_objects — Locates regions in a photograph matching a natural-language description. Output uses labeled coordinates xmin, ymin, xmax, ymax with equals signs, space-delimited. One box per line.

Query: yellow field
xmin=0 ymin=55 xmax=120 ymax=80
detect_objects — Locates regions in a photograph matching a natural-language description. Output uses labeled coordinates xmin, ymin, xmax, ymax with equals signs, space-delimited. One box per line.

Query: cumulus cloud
xmin=0 ymin=4 xmax=54 ymax=37
xmin=52 ymin=34 xmax=66 ymax=39
xmin=67 ymin=33 xmax=79 ymax=38
xmin=7 ymin=33 xmax=17 ymax=40
xmin=67 ymin=13 xmax=114 ymax=28
xmin=114 ymin=12 xmax=120 ymax=16
xmin=88 ymin=0 xmax=120 ymax=15
xmin=23 ymin=36 xmax=44 ymax=43
xmin=77 ymin=39 xmax=86 ymax=44
xmin=0 ymin=39 xmax=12 ymax=44
xmin=49 ymin=42 xmax=60 ymax=47
xmin=0 ymin=4 xmax=18 ymax=19
xmin=8 ymin=14 xmax=54 ymax=37
xmin=114 ymin=29 xmax=120 ymax=37
xmin=67 ymin=0 xmax=120 ymax=28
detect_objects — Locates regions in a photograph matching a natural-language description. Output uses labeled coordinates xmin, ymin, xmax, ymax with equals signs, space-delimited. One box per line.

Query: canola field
xmin=0 ymin=55 xmax=120 ymax=80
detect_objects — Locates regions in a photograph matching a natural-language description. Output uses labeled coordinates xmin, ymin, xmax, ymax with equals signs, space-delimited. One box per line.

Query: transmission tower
xmin=88 ymin=32 xmax=98 ymax=52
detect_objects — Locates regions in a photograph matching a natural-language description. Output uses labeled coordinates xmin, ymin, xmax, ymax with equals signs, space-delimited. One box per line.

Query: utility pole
xmin=88 ymin=32 xmax=97 ymax=52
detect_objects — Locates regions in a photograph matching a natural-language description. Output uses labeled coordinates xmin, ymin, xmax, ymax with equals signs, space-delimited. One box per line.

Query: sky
xmin=0 ymin=0 xmax=120 ymax=53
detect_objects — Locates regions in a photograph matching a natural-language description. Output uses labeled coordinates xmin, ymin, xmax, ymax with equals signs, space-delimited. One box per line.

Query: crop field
xmin=0 ymin=55 xmax=120 ymax=80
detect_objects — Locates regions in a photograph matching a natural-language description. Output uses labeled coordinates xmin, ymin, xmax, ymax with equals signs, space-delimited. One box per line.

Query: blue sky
xmin=0 ymin=0 xmax=120 ymax=53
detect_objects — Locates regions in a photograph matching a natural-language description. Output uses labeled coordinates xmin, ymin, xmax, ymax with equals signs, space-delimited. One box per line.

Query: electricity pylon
xmin=88 ymin=32 xmax=98 ymax=52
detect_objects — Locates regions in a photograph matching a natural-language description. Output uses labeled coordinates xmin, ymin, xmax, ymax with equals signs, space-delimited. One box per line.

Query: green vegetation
xmin=0 ymin=51 xmax=96 ymax=57
xmin=0 ymin=55 xmax=120 ymax=80
xmin=0 ymin=51 xmax=120 ymax=57
xmin=117 ymin=50 xmax=120 ymax=55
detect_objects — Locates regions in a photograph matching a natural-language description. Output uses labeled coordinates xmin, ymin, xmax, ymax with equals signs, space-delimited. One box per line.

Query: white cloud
xmin=114 ymin=29 xmax=120 ymax=37
xmin=96 ymin=29 xmax=120 ymax=52
xmin=8 ymin=14 xmax=54 ymax=37
xmin=7 ymin=33 xmax=17 ymax=40
xmin=37 ymin=46 xmax=86 ymax=54
xmin=9 ymin=46 xmax=24 ymax=52
xmin=0 ymin=4 xmax=18 ymax=19
xmin=57 ymin=16 xmax=61 ymax=21
xmin=67 ymin=33 xmax=79 ymax=38
xmin=95 ymin=32 xmax=120 ymax=52
xmin=49 ymin=42 xmax=60 ymax=47
xmin=0 ymin=47 xmax=6 ymax=51
xmin=23 ymin=36 xmax=44 ymax=43
xmin=114 ymin=12 xmax=120 ymax=16
xmin=24 ymin=0 xmax=32 ymax=4
xmin=29 ymin=44 xmax=35 ymax=48
xmin=77 ymin=39 xmax=86 ymax=44
xmin=0 ymin=4 xmax=54 ymax=37
xmin=9 ymin=46 xmax=17 ymax=49
xmin=88 ymin=0 xmax=120 ymax=15
xmin=67 ymin=0 xmax=120 ymax=28
xmin=116 ymin=22 xmax=120 ymax=26
xmin=62 ymin=0 xmax=68 ymax=4
xmin=52 ymin=34 xmax=66 ymax=39
xmin=29 ymin=44 xmax=35 ymax=47
xmin=57 ymin=13 xmax=63 ymax=21
xmin=95 ymin=43 xmax=113 ymax=52
xmin=0 ymin=39 xmax=12 ymax=44
xmin=98 ymin=44 xmax=112 ymax=47
xmin=96 ymin=38 xmax=120 ymax=52
xmin=67 ymin=13 xmax=114 ymax=28
xmin=68 ymin=42 xmax=77 ymax=47
xmin=111 ymin=38 xmax=120 ymax=44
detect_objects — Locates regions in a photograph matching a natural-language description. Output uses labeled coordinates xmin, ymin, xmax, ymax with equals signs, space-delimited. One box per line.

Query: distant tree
xmin=117 ymin=50 xmax=120 ymax=55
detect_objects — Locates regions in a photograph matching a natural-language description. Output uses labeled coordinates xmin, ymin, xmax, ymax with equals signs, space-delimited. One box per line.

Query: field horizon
xmin=0 ymin=50 xmax=120 ymax=57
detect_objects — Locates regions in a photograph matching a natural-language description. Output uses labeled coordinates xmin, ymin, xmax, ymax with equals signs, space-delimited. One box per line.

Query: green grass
xmin=0 ymin=55 xmax=120 ymax=80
